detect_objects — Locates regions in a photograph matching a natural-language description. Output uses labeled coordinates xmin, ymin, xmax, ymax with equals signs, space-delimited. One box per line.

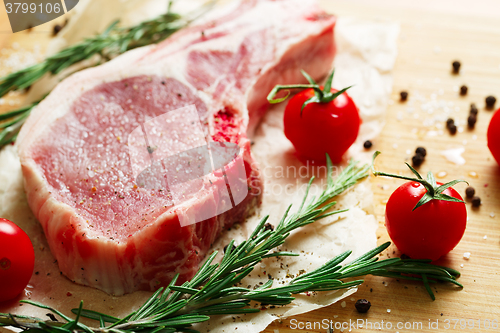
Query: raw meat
xmin=17 ymin=0 xmax=336 ymax=295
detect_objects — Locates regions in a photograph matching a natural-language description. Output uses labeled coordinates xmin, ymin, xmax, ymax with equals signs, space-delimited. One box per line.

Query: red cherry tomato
xmin=0 ymin=218 xmax=35 ymax=302
xmin=487 ymin=107 xmax=500 ymax=165
xmin=385 ymin=182 xmax=467 ymax=261
xmin=283 ymin=88 xmax=360 ymax=163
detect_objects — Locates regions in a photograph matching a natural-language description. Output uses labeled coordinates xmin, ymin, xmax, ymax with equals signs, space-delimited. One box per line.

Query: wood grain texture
xmin=265 ymin=1 xmax=500 ymax=332
xmin=1 ymin=1 xmax=500 ymax=332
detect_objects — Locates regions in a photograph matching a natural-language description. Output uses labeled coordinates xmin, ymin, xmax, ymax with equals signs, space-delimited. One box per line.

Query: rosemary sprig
xmin=0 ymin=157 xmax=462 ymax=332
xmin=0 ymin=99 xmax=40 ymax=147
xmin=0 ymin=3 xmax=189 ymax=98
xmin=0 ymin=2 xmax=207 ymax=149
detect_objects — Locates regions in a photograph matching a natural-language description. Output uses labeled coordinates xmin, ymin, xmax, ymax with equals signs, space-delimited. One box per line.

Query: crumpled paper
xmin=0 ymin=1 xmax=399 ymax=332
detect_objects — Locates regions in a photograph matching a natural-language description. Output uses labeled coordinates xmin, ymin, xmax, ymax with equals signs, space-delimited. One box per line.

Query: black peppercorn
xmin=400 ymin=254 xmax=411 ymax=260
xmin=449 ymin=124 xmax=457 ymax=135
xmin=412 ymin=154 xmax=425 ymax=167
xmin=264 ymin=223 xmax=274 ymax=232
xmin=486 ymin=96 xmax=497 ymax=109
xmin=452 ymin=61 xmax=461 ymax=74
xmin=400 ymin=91 xmax=408 ymax=102
xmin=364 ymin=140 xmax=373 ymax=149
xmin=355 ymin=299 xmax=371 ymax=313
xmin=468 ymin=115 xmax=477 ymax=129
xmin=460 ymin=85 xmax=468 ymax=96
xmin=46 ymin=313 xmax=58 ymax=322
xmin=470 ymin=103 xmax=478 ymax=115
xmin=223 ymin=243 xmax=237 ymax=254
xmin=465 ymin=186 xmax=475 ymax=199
xmin=415 ymin=147 xmax=427 ymax=157
xmin=53 ymin=24 xmax=62 ymax=36
xmin=471 ymin=196 xmax=481 ymax=208
xmin=446 ymin=118 xmax=455 ymax=129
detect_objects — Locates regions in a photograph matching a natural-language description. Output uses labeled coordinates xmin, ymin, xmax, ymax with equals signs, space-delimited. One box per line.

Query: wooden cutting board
xmin=264 ymin=1 xmax=500 ymax=332
xmin=1 ymin=0 xmax=500 ymax=332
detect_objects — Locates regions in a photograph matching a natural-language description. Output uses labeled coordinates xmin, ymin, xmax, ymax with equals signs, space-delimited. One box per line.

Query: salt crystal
xmin=490 ymin=212 xmax=495 ymax=218
xmin=463 ymin=252 xmax=471 ymax=259
xmin=453 ymin=85 xmax=459 ymax=92
xmin=274 ymin=330 xmax=279 ymax=333
xmin=472 ymin=135 xmax=477 ymax=140
xmin=387 ymin=309 xmax=391 ymax=313
xmin=341 ymin=301 xmax=346 ymax=308
xmin=460 ymin=264 xmax=464 ymax=268
xmin=437 ymin=171 xmax=447 ymax=178
xmin=334 ymin=315 xmax=339 ymax=318
xmin=427 ymin=131 xmax=439 ymax=137
xmin=441 ymin=147 xmax=465 ymax=165
xmin=393 ymin=144 xmax=398 ymax=149
xmin=350 ymin=297 xmax=355 ymax=301
xmin=483 ymin=235 xmax=487 ymax=240
xmin=434 ymin=46 xmax=441 ymax=54
xmin=406 ymin=149 xmax=411 ymax=155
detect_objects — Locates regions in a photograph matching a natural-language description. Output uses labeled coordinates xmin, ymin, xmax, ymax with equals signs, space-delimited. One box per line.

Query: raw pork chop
xmin=17 ymin=0 xmax=336 ymax=295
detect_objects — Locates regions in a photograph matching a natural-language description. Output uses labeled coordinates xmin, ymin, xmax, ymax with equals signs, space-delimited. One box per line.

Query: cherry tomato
xmin=0 ymin=218 xmax=35 ymax=302
xmin=283 ymin=88 xmax=360 ymax=163
xmin=487 ymin=107 xmax=500 ymax=165
xmin=385 ymin=182 xmax=467 ymax=261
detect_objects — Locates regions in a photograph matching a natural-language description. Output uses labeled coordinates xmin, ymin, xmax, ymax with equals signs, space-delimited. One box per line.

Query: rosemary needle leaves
xmin=0 ymin=99 xmax=40 ymax=147
xmin=0 ymin=3 xmax=204 ymax=148
xmin=0 ymin=7 xmax=188 ymax=98
xmin=0 ymin=157 xmax=462 ymax=333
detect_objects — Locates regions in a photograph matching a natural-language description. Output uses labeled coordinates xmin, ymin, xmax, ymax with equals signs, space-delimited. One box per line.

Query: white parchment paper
xmin=0 ymin=1 xmax=399 ymax=332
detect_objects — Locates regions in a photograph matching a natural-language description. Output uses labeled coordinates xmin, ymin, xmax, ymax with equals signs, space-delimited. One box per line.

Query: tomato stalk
xmin=267 ymin=69 xmax=352 ymax=115
xmin=371 ymin=151 xmax=468 ymax=210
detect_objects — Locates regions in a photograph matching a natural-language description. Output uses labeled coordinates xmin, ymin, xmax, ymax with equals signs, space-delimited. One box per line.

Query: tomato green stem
xmin=267 ymin=84 xmax=323 ymax=104
xmin=371 ymin=170 xmax=436 ymax=197
xmin=371 ymin=152 xmax=468 ymax=210
xmin=266 ymin=69 xmax=353 ymax=116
